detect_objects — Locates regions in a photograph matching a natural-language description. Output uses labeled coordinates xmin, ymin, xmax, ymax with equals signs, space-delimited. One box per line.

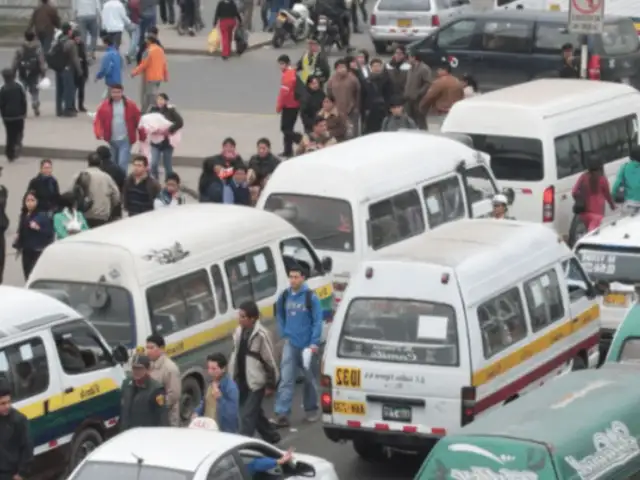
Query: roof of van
xmin=260 ymin=132 xmax=486 ymax=201
xmin=0 ymin=286 xmax=80 ymax=338
xmin=58 ymin=204 xmax=296 ymax=255
xmin=447 ymin=79 xmax=638 ymax=119
xmin=457 ymin=365 xmax=640 ymax=447
xmin=575 ymin=211 xmax=640 ymax=248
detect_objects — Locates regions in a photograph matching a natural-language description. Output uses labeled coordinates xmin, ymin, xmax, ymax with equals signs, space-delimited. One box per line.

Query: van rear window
xmin=602 ymin=20 xmax=640 ymax=55
xmin=337 ymin=298 xmax=459 ymax=366
xmin=468 ymin=135 xmax=544 ymax=181
xmin=377 ymin=0 xmax=431 ymax=11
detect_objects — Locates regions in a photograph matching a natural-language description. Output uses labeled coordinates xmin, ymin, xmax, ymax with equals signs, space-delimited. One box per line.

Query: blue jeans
xmin=109 ymin=138 xmax=131 ymax=172
xmin=77 ymin=15 xmax=99 ymax=54
xmin=274 ymin=341 xmax=318 ymax=416
xmin=55 ymin=68 xmax=76 ymax=114
xmin=269 ymin=0 xmax=285 ymax=27
xmin=138 ymin=13 xmax=157 ymax=57
xmin=127 ymin=23 xmax=140 ymax=60
xmin=150 ymin=145 xmax=174 ymax=180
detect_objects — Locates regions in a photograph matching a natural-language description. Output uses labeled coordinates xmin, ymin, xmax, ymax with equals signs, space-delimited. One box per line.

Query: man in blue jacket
xmin=272 ymin=263 xmax=322 ymax=428
xmin=94 ymin=35 xmax=122 ymax=90
xmin=193 ymin=353 xmax=239 ymax=433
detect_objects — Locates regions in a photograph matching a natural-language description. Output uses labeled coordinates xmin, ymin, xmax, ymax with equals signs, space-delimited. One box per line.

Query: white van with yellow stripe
xmin=0 ymin=286 xmax=128 ymax=480
xmin=321 ymin=219 xmax=601 ymax=459
xmin=27 ymin=204 xmax=334 ymax=423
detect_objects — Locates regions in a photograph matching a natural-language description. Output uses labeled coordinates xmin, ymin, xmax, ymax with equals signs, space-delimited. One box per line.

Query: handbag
xmin=234 ymin=27 xmax=249 ymax=55
xmin=207 ymin=28 xmax=220 ymax=53
xmin=615 ymin=163 xmax=627 ymax=204
xmin=572 ymin=175 xmax=587 ymax=215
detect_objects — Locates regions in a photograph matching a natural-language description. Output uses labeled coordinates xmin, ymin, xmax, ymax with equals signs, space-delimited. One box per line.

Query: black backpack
xmin=276 ymin=289 xmax=314 ymax=317
xmin=19 ymin=45 xmax=40 ymax=80
xmin=46 ymin=38 xmax=66 ymax=72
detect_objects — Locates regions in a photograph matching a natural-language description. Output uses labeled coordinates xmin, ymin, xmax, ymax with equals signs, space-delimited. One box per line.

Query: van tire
xmin=353 ymin=439 xmax=385 ymax=462
xmin=572 ymin=354 xmax=587 ymax=371
xmin=181 ymin=376 xmax=203 ymax=423
xmin=68 ymin=428 xmax=103 ymax=470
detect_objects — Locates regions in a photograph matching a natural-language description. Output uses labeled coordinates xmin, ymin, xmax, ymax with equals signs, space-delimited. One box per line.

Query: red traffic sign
xmin=571 ymin=0 xmax=603 ymax=15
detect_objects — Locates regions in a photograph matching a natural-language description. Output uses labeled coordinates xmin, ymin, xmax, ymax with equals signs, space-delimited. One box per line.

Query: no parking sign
xmin=569 ymin=0 xmax=604 ymax=33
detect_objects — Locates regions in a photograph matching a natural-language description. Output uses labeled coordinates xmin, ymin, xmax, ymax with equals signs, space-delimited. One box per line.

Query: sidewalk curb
xmin=2 ymin=145 xmax=204 ymax=167
xmin=0 ymin=39 xmax=271 ymax=57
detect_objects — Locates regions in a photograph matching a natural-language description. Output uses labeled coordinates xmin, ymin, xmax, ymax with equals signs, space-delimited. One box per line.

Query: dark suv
xmin=408 ymin=10 xmax=640 ymax=90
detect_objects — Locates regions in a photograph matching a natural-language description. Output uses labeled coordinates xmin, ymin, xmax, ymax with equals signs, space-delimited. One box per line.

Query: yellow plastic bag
xmin=207 ymin=28 xmax=220 ymax=53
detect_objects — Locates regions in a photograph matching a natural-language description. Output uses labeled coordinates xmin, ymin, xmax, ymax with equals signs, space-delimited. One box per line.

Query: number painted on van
xmin=334 ymin=367 xmax=361 ymax=388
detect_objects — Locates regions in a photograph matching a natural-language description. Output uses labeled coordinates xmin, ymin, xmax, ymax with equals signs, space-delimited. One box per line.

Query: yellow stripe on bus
xmin=471 ymin=304 xmax=600 ymax=387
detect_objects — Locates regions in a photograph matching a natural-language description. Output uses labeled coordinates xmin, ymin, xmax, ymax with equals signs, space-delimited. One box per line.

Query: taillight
xmin=431 ymin=15 xmax=440 ymax=27
xmin=461 ymin=386 xmax=476 ymax=426
xmin=588 ymin=54 xmax=601 ymax=80
xmin=320 ymin=374 xmax=332 ymax=414
xmin=370 ymin=14 xmax=377 ymax=26
xmin=333 ymin=282 xmax=347 ymax=293
xmin=542 ymin=186 xmax=555 ymax=223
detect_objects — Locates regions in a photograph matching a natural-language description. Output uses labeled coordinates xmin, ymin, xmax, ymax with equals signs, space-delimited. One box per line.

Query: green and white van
xmin=606 ymin=303 xmax=640 ymax=364
xmin=415 ymin=365 xmax=640 ymax=480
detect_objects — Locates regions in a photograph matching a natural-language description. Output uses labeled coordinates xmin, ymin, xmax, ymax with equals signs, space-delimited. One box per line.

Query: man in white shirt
xmin=73 ymin=0 xmax=100 ymax=58
xmin=101 ymin=0 xmax=131 ymax=50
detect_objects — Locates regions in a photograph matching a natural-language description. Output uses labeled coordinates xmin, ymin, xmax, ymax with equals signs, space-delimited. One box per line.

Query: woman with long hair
xmin=53 ymin=191 xmax=89 ymax=239
xmin=13 ymin=191 xmax=53 ymax=279
xmin=573 ymin=163 xmax=616 ymax=232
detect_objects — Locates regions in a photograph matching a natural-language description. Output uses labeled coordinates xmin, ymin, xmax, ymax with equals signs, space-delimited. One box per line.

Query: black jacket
xmin=247 ymin=153 xmax=280 ymax=185
xmin=0 ymin=409 xmax=32 ymax=478
xmin=100 ymin=160 xmax=126 ymax=193
xmin=296 ymin=52 xmax=331 ymax=85
xmin=0 ymin=185 xmax=8 ymax=232
xmin=27 ymin=173 xmax=61 ymax=213
xmin=119 ymin=376 xmax=169 ymax=431
xmin=202 ymin=154 xmax=245 ymax=176
xmin=213 ymin=0 xmax=242 ymax=24
xmin=559 ymin=59 xmax=579 ymax=78
xmin=147 ymin=104 xmax=184 ymax=149
xmin=300 ymin=88 xmax=326 ymax=132
xmin=0 ymin=81 xmax=27 ymax=120
xmin=76 ymin=40 xmax=89 ymax=80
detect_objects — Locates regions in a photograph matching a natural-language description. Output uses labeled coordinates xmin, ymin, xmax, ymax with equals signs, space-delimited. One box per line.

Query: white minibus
xmin=442 ymin=79 xmax=640 ymax=237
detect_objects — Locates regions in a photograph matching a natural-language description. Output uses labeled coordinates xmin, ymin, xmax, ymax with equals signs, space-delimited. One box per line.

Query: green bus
xmin=606 ymin=304 xmax=640 ymax=364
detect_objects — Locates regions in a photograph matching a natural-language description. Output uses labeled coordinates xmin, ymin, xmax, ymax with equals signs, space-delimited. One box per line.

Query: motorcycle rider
xmin=314 ymin=0 xmax=350 ymax=48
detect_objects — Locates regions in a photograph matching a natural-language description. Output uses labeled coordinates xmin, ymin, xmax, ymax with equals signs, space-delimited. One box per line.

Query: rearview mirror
xmin=112 ymin=344 xmax=129 ymax=364
xmin=321 ymin=256 xmax=333 ymax=274
xmin=293 ymin=461 xmax=316 ymax=477
xmin=503 ymin=187 xmax=516 ymax=205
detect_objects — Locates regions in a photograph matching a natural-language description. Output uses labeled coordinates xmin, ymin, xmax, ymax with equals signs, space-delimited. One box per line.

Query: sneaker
xmin=305 ymin=411 xmax=319 ymax=423
xmin=270 ymin=415 xmax=290 ymax=429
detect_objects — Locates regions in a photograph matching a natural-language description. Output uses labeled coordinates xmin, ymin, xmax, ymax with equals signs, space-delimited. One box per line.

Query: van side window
xmin=423 ymin=176 xmax=465 ymax=228
xmin=478 ymin=287 xmax=528 ymax=358
xmin=368 ymin=190 xmax=425 ymax=250
xmin=225 ymin=248 xmax=278 ymax=307
xmin=555 ymin=134 xmax=583 ymax=179
xmin=437 ymin=19 xmax=478 ymax=49
xmin=470 ymin=135 xmax=544 ymax=182
xmin=281 ymin=237 xmax=321 ymax=278
xmin=52 ymin=320 xmax=114 ymax=374
xmin=481 ymin=20 xmax=533 ymax=54
xmin=0 ymin=337 xmax=49 ymax=401
xmin=210 ymin=265 xmax=229 ymax=315
xmin=523 ymin=269 xmax=565 ymax=332
xmin=465 ymin=165 xmax=498 ymax=204
xmin=147 ymin=269 xmax=216 ymax=336
xmin=534 ymin=23 xmax=580 ymax=54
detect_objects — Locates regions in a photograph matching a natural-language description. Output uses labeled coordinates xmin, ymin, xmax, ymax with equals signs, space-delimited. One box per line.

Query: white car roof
xmin=576 ymin=212 xmax=640 ymax=249
xmin=85 ymin=428 xmax=249 ymax=471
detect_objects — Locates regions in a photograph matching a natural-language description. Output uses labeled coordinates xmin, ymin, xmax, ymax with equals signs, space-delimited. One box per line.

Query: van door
xmin=464 ymin=163 xmax=497 ymax=218
xmin=50 ymin=320 xmax=123 ymax=440
xmin=0 ymin=333 xmax=67 ymax=471
xmin=421 ymin=175 xmax=466 ymax=229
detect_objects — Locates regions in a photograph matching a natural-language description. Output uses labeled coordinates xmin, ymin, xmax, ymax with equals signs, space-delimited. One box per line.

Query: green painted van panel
xmin=606 ymin=304 xmax=640 ymax=362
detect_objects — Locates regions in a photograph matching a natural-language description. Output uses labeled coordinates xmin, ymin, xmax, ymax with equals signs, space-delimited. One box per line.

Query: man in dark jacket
xmin=386 ymin=45 xmax=410 ymax=97
xmin=27 ymin=0 xmax=60 ymax=53
xmin=247 ymin=138 xmax=280 ymax=186
xmin=0 ymin=68 xmax=27 ymax=162
xmin=559 ymin=42 xmax=579 ymax=79
xmin=119 ymin=355 xmax=169 ymax=431
xmin=53 ymin=23 xmax=83 ymax=117
xmin=73 ymin=29 xmax=89 ymax=112
xmin=365 ymin=58 xmax=391 ymax=134
xmin=122 ymin=155 xmax=161 ymax=216
xmin=11 ymin=31 xmax=46 ymax=117
xmin=0 ymin=168 xmax=8 ymax=284
xmin=225 ymin=166 xmax=251 ymax=206
xmin=27 ymin=159 xmax=61 ymax=213
xmin=0 ymin=382 xmax=33 ymax=480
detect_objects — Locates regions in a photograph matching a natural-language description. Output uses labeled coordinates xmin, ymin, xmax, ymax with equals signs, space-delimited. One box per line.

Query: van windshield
xmin=602 ymin=20 xmax=640 ymax=56
xmin=29 ymin=281 xmax=135 ymax=348
xmin=264 ymin=194 xmax=355 ymax=252
xmin=338 ymin=298 xmax=459 ymax=366
xmin=467 ymin=134 xmax=544 ymax=181
xmin=377 ymin=0 xmax=431 ymax=11
xmin=575 ymin=245 xmax=640 ymax=284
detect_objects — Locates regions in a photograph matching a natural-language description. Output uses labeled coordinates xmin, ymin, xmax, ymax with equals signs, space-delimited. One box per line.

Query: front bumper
xmin=323 ymin=424 xmax=441 ymax=450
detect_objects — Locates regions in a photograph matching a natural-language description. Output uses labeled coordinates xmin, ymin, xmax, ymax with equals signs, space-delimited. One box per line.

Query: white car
xmin=67 ymin=428 xmax=340 ymax=480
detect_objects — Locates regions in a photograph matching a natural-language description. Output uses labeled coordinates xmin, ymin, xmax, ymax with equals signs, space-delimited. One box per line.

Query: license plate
xmin=397 ymin=19 xmax=412 ymax=27
xmin=317 ymin=24 xmax=327 ymax=31
xmin=334 ymin=367 xmax=361 ymax=388
xmin=333 ymin=400 xmax=366 ymax=415
xmin=382 ymin=404 xmax=412 ymax=422
xmin=604 ymin=293 xmax=630 ymax=307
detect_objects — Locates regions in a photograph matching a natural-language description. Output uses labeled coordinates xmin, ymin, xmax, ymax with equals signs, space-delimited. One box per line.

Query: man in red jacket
xmin=93 ymin=84 xmax=145 ymax=173
xmin=276 ymin=55 xmax=302 ymax=158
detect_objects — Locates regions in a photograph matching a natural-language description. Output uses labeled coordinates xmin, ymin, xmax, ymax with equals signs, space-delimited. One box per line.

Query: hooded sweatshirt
xmin=276 ymin=284 xmax=323 ymax=349
xmin=612 ymin=160 xmax=640 ymax=202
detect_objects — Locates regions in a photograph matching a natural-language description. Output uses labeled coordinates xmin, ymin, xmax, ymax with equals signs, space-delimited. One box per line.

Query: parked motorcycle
xmin=272 ymin=3 xmax=313 ymax=48
xmin=314 ymin=13 xmax=349 ymax=51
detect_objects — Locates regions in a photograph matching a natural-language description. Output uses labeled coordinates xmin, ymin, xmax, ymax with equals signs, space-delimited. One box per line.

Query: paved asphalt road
xmin=1 ymin=158 xmax=426 ymax=479
xmin=0 ymin=31 xmax=384 ymax=114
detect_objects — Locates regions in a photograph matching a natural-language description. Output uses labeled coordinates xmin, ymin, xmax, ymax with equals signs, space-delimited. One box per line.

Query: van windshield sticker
xmin=417 ymin=316 xmax=448 ymax=340
xmin=19 ymin=343 xmax=33 ymax=361
xmin=550 ymin=380 xmax=612 ymax=409
xmin=564 ymin=420 xmax=640 ymax=480
xmin=368 ymin=343 xmax=419 ymax=362
xmin=450 ymin=468 xmax=539 ymax=480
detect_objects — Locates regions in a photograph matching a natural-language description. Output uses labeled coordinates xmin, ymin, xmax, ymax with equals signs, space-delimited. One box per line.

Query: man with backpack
xmin=11 ymin=31 xmax=46 ymax=117
xmin=73 ymin=152 xmax=121 ymax=228
xmin=272 ymin=263 xmax=322 ymax=428
xmin=48 ymin=23 xmax=83 ymax=117
xmin=276 ymin=54 xmax=303 ymax=158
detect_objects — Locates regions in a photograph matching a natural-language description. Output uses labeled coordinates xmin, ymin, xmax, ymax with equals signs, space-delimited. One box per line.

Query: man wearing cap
xmin=146 ymin=334 xmax=181 ymax=426
xmin=491 ymin=194 xmax=514 ymax=220
xmin=120 ymin=354 xmax=169 ymax=430
xmin=559 ymin=43 xmax=579 ymax=79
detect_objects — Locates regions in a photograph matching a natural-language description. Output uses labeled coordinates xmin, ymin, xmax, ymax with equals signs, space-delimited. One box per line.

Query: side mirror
xmin=112 ymin=344 xmax=129 ymax=364
xmin=503 ymin=187 xmax=516 ymax=205
xmin=321 ymin=256 xmax=333 ymax=274
xmin=593 ymin=280 xmax=610 ymax=297
xmin=293 ymin=462 xmax=316 ymax=476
